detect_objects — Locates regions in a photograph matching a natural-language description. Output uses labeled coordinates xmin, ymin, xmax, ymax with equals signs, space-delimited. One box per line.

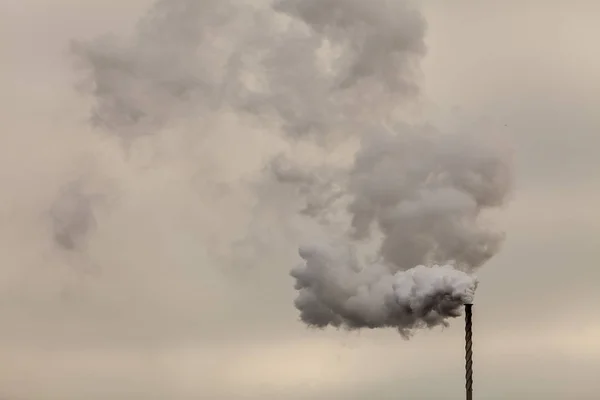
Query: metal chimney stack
xmin=465 ymin=303 xmax=473 ymax=400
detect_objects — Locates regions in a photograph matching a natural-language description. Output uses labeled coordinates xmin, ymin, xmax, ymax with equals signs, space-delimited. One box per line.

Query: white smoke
xmin=64 ymin=0 xmax=511 ymax=339
xmin=291 ymin=123 xmax=511 ymax=336
xmin=293 ymin=244 xmax=477 ymax=338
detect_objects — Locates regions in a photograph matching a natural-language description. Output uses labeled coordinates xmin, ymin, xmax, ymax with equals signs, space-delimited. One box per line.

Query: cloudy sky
xmin=1 ymin=1 xmax=599 ymax=399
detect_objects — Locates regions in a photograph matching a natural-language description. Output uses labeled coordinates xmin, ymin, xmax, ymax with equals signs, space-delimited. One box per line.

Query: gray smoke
xmin=348 ymin=123 xmax=511 ymax=270
xmin=274 ymin=0 xmax=426 ymax=92
xmin=66 ymin=0 xmax=511 ymax=338
xmin=71 ymin=0 xmax=425 ymax=144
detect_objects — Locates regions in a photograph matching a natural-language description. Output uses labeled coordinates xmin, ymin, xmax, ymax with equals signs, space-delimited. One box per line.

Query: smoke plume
xmin=64 ymin=0 xmax=511 ymax=340
xmin=291 ymin=123 xmax=512 ymax=336
xmin=268 ymin=2 xmax=512 ymax=335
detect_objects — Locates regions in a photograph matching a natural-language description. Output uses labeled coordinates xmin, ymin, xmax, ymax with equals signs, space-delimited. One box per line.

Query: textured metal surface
xmin=465 ymin=304 xmax=473 ymax=400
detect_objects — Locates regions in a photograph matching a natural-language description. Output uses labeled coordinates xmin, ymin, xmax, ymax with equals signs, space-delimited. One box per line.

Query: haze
xmin=1 ymin=1 xmax=599 ymax=399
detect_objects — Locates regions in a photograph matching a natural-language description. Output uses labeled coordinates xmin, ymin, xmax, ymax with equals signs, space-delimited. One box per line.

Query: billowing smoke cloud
xmin=291 ymin=123 xmax=512 ymax=336
xmin=294 ymin=244 xmax=477 ymax=337
xmin=268 ymin=2 xmax=513 ymax=335
xmin=348 ymin=124 xmax=511 ymax=270
xmin=70 ymin=0 xmax=425 ymax=143
xmin=62 ymin=0 xmax=511 ymax=341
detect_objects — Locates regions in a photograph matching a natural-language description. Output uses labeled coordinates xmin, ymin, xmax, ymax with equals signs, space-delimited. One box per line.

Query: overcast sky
xmin=1 ymin=1 xmax=599 ymax=399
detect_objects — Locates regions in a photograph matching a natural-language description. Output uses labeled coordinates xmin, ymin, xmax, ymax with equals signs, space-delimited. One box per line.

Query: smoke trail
xmin=275 ymin=3 xmax=513 ymax=334
xmin=66 ymin=0 xmax=511 ymax=338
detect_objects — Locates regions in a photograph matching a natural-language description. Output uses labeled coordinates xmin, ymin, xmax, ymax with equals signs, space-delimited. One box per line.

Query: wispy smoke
xmin=49 ymin=178 xmax=101 ymax=252
xmin=64 ymin=0 xmax=511 ymax=340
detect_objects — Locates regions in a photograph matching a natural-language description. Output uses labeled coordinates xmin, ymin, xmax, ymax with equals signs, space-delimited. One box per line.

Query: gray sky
xmin=1 ymin=1 xmax=599 ymax=399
